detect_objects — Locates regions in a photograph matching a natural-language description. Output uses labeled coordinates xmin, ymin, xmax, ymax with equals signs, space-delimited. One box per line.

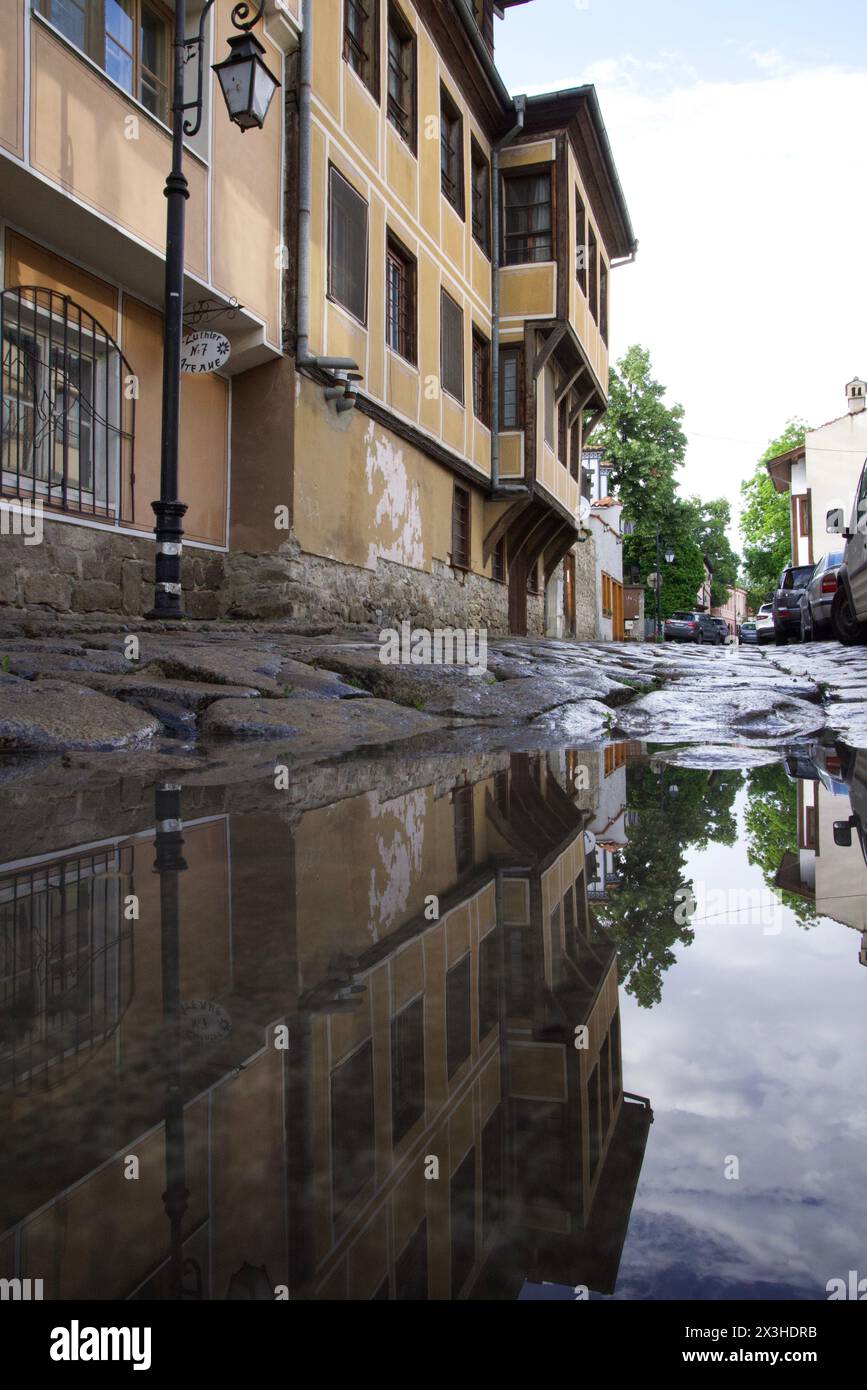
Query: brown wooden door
xmin=563 ymin=553 xmax=576 ymax=635
xmin=509 ymin=552 xmax=528 ymax=635
xmin=613 ymin=580 xmax=624 ymax=639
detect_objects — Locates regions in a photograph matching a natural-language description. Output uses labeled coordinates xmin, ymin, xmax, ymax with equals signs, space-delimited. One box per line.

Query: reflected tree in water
xmin=744 ymin=764 xmax=817 ymax=927
xmin=594 ymin=763 xmax=742 ymax=1008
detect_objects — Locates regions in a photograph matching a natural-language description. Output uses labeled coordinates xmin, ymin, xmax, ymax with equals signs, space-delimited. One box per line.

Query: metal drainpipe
xmin=491 ymin=94 xmax=525 ymax=490
xmin=295 ymin=0 xmax=358 ymax=382
xmin=296 ymin=0 xmax=313 ymax=364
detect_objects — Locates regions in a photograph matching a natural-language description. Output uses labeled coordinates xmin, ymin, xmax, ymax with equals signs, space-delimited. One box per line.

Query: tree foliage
xmin=687 ymin=496 xmax=740 ymax=607
xmin=739 ymin=419 xmax=809 ymax=610
xmin=594 ymin=762 xmax=742 ymax=1007
xmin=744 ymin=765 xmax=817 ymax=928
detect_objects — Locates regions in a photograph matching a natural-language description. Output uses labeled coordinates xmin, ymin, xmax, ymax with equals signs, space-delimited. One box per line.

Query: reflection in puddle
xmin=0 ymin=740 xmax=865 ymax=1299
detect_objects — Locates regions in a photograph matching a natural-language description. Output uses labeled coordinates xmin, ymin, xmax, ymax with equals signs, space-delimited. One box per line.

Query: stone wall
xmin=573 ymin=535 xmax=598 ymax=640
xmin=223 ymin=533 xmax=545 ymax=635
xmin=0 ymin=516 xmax=226 ymax=620
xmin=0 ymin=519 xmax=545 ymax=634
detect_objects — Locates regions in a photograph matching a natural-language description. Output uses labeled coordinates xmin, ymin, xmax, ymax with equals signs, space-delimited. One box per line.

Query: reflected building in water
xmin=0 ymin=750 xmax=651 ymax=1300
xmin=781 ymin=746 xmax=867 ymax=965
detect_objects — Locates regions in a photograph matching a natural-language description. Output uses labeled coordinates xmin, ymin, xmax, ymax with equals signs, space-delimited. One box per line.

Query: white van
xmin=826 ymin=459 xmax=867 ymax=643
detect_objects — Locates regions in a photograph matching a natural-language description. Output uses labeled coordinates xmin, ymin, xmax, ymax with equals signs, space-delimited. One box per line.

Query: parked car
xmin=827 ymin=460 xmax=867 ymax=643
xmin=772 ymin=565 xmax=816 ymax=643
xmin=663 ymin=611 xmax=725 ymax=643
xmin=709 ymin=617 xmax=731 ymax=643
xmin=739 ymin=619 xmax=758 ymax=644
xmin=754 ymin=603 xmax=775 ymax=643
xmin=797 ymin=552 xmax=844 ymax=641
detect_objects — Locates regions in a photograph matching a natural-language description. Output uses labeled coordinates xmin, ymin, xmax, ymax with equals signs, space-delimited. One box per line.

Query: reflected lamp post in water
xmin=154 ymin=783 xmax=189 ymax=1299
xmin=148 ymin=2 xmax=280 ymax=619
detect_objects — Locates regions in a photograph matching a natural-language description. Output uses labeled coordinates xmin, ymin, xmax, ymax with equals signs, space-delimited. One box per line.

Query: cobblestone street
xmin=0 ymin=620 xmax=864 ymax=762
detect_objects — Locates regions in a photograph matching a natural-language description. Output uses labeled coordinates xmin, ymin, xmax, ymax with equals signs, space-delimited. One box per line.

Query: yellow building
xmin=285 ymin=0 xmax=636 ymax=634
xmin=0 ymin=1 xmax=635 ymax=633
xmin=0 ymin=0 xmax=295 ymax=616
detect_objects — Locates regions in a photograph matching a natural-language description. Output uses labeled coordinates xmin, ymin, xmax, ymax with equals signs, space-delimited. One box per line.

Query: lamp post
xmin=653 ymin=521 xmax=675 ymax=640
xmin=148 ymin=1 xmax=280 ymax=620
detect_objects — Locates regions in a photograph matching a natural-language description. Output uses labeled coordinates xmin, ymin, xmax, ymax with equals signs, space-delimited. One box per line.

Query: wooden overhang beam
xmin=543 ymin=523 xmax=580 ymax=582
xmin=482 ymin=494 xmax=533 ymax=563
xmin=532 ymin=323 xmax=568 ymax=381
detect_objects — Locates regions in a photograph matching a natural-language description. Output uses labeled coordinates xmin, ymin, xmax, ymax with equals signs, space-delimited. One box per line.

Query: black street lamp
xmin=654 ymin=522 xmax=675 ymax=640
xmin=148 ymin=2 xmax=280 ymax=620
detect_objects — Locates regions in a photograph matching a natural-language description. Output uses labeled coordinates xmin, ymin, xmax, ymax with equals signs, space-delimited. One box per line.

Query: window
xmin=503 ymin=170 xmax=552 ymax=264
xmin=446 ymin=954 xmax=471 ymax=1077
xmin=575 ymin=186 xmax=587 ymax=295
xmin=344 ymin=0 xmax=379 ymax=98
xmin=391 ymin=996 xmax=424 ymax=1144
xmin=395 ymin=1220 xmax=428 ymax=1300
xmin=452 ymin=482 xmax=471 ymax=570
xmin=472 ymin=329 xmax=491 ymax=426
xmin=599 ymin=258 xmax=608 ymax=344
xmin=491 ymin=535 xmax=506 ymax=583
xmin=386 ymin=233 xmax=416 ymax=363
xmin=569 ymin=417 xmax=581 ymax=481
xmin=331 ymin=1042 xmax=375 ymax=1215
xmin=471 ymin=140 xmax=491 ymax=254
xmin=453 ymin=783 xmax=475 ymax=872
xmin=587 ymin=224 xmax=598 ymax=323
xmin=387 ymin=4 xmax=415 ymax=148
xmin=440 ymin=289 xmax=464 ymax=403
xmin=558 ymin=396 xmax=568 ymax=466
xmin=527 ymin=560 xmax=541 ymax=594
xmin=440 ymin=86 xmax=464 ymax=216
xmin=543 ymin=365 xmax=555 ymax=448
xmin=1 ymin=285 xmax=134 ymax=519
xmin=328 ymin=167 xmax=368 ymax=324
xmin=797 ymin=494 xmax=810 ymax=537
xmin=35 ymin=0 xmax=171 ymax=125
xmin=479 ymin=932 xmax=500 ymax=1035
xmin=499 ymin=346 xmax=524 ymax=429
xmin=450 ymin=1148 xmax=476 ymax=1296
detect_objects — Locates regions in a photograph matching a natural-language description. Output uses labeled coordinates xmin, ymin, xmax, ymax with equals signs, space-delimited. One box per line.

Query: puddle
xmin=0 ymin=737 xmax=864 ymax=1300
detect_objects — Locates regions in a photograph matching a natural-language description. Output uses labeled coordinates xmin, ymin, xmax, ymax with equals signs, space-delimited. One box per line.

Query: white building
xmin=767 ymin=378 xmax=867 ymax=568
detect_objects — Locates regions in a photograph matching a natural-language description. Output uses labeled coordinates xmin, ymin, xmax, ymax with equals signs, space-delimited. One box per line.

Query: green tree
xmin=687 ymin=496 xmax=740 ymax=606
xmin=624 ymin=496 xmax=706 ymax=620
xmin=594 ymin=345 xmax=688 ymax=525
xmin=739 ymin=419 xmax=809 ymax=610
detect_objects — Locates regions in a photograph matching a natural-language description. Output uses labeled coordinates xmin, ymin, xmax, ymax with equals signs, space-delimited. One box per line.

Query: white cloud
xmin=522 ymin=58 xmax=867 ymax=549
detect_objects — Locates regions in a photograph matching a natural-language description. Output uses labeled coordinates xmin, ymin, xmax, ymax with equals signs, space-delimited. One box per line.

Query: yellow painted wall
xmin=29 ymin=20 xmax=208 ymax=281
xmin=308 ymin=0 xmax=493 ymax=478
xmin=295 ymin=376 xmax=499 ymax=580
xmin=566 ymin=142 xmax=610 ymax=392
xmin=0 ymin=0 xmax=24 ymax=157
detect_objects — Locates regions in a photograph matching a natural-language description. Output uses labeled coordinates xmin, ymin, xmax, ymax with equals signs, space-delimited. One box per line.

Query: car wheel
xmin=831 ymin=587 xmax=867 ymax=645
xmin=800 ymin=609 xmax=811 ymax=642
xmin=773 ymin=626 xmax=786 ymax=646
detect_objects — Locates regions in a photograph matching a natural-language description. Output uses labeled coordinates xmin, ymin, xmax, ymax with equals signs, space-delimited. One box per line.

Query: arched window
xmin=1 ymin=286 xmax=135 ymax=521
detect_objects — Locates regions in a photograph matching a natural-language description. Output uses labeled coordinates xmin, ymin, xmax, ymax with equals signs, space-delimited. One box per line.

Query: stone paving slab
xmin=0 ymin=681 xmax=161 ymax=751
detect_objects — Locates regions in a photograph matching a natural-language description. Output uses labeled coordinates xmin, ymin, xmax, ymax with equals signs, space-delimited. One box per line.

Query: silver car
xmin=827 ymin=458 xmax=867 ymax=643
xmin=797 ymin=552 xmax=844 ymax=640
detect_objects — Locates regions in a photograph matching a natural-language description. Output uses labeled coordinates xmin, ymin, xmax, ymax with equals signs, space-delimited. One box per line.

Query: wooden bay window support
xmin=482 ymin=494 xmax=532 ymax=562
xmin=555 ymin=366 xmax=586 ymax=407
xmin=531 ymin=323 xmax=567 ymax=382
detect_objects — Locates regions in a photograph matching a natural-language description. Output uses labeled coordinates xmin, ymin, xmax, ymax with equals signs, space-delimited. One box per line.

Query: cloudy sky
xmin=494 ymin=0 xmax=867 ymax=545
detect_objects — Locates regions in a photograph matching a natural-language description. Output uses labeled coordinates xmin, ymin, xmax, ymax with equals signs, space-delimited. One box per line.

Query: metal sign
xmin=181 ymin=330 xmax=231 ymax=374
xmin=647 ymin=571 xmax=662 ymax=590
